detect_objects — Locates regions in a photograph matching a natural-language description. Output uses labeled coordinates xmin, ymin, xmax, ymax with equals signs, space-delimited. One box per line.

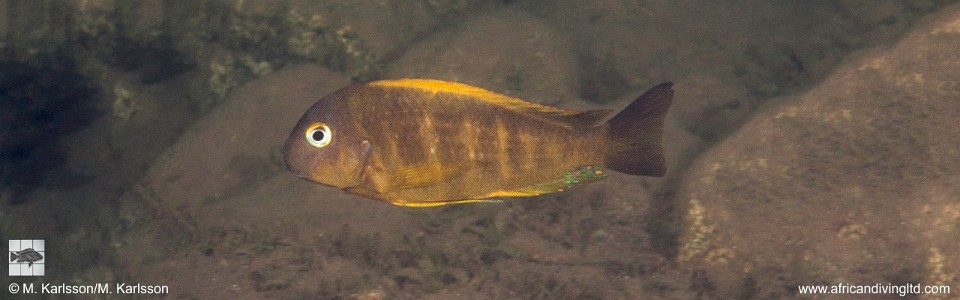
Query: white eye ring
xmin=304 ymin=122 xmax=332 ymax=148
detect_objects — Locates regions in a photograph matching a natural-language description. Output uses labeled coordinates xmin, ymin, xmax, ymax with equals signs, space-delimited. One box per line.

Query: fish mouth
xmin=285 ymin=164 xmax=311 ymax=181
xmin=282 ymin=139 xmax=300 ymax=176
xmin=282 ymin=139 xmax=372 ymax=188
xmin=283 ymin=141 xmax=314 ymax=180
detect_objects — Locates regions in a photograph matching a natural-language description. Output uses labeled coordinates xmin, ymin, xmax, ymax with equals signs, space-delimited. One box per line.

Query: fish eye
xmin=304 ymin=122 xmax=333 ymax=148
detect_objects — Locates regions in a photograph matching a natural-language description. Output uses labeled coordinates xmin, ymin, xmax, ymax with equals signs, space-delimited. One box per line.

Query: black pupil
xmin=312 ymin=130 xmax=325 ymax=142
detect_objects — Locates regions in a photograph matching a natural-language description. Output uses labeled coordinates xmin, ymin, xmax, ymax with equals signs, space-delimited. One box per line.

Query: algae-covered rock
xmin=305 ymin=0 xmax=483 ymax=61
xmin=676 ymin=6 xmax=960 ymax=298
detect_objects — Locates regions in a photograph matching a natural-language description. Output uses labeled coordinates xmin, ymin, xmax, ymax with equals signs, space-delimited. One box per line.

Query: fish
xmin=284 ymin=79 xmax=672 ymax=207
xmin=10 ymin=248 xmax=43 ymax=267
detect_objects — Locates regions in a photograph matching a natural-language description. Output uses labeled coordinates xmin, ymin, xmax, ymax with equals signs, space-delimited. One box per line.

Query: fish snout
xmin=283 ymin=135 xmax=306 ymax=175
xmin=282 ymin=149 xmax=308 ymax=179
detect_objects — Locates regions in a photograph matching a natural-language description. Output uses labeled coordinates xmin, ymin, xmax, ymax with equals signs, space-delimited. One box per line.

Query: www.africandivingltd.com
xmin=798 ymin=282 xmax=951 ymax=296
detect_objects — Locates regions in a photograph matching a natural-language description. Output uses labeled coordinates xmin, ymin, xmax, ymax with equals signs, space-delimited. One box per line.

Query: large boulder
xmin=676 ymin=6 xmax=960 ymax=298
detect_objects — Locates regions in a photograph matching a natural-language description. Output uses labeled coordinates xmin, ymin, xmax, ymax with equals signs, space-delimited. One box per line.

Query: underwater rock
xmin=387 ymin=8 xmax=580 ymax=107
xmin=303 ymin=0 xmax=483 ymax=62
xmin=671 ymin=75 xmax=754 ymax=142
xmin=675 ymin=6 xmax=960 ymax=298
xmin=519 ymin=0 xmax=934 ymax=106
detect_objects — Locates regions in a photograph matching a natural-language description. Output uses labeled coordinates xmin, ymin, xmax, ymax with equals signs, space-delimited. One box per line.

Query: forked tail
xmin=603 ymin=82 xmax=673 ymax=177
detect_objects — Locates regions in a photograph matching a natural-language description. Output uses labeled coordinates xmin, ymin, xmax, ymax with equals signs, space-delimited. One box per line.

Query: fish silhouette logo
xmin=10 ymin=248 xmax=43 ymax=267
xmin=8 ymin=240 xmax=45 ymax=276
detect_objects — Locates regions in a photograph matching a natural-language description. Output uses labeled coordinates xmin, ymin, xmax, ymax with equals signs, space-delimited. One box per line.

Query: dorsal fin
xmin=547 ymin=109 xmax=614 ymax=128
xmin=369 ymin=79 xmax=611 ymax=128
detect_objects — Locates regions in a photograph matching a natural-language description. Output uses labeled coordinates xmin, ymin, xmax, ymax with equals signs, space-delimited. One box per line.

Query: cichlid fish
xmin=10 ymin=248 xmax=43 ymax=267
xmin=284 ymin=79 xmax=672 ymax=207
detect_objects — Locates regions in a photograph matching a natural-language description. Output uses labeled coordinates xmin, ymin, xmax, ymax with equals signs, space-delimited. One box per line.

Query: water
xmin=2 ymin=1 xmax=958 ymax=298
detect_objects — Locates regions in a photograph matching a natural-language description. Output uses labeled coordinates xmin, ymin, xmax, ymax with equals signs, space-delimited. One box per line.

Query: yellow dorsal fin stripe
xmin=370 ymin=79 xmax=573 ymax=115
xmin=370 ymin=79 xmax=613 ymax=128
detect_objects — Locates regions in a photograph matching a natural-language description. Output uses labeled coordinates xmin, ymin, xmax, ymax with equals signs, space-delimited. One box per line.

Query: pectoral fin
xmin=386 ymin=161 xmax=472 ymax=191
xmin=344 ymin=140 xmax=373 ymax=187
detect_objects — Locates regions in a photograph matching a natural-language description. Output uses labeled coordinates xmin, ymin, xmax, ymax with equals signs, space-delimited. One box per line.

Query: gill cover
xmin=284 ymin=89 xmax=372 ymax=189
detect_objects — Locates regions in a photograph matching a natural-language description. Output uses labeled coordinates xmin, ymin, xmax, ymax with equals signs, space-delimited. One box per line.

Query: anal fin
xmin=394 ymin=199 xmax=504 ymax=207
xmin=477 ymin=165 xmax=609 ymax=199
xmin=389 ymin=165 xmax=609 ymax=207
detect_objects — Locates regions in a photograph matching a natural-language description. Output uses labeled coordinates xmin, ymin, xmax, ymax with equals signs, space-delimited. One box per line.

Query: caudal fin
xmin=603 ymin=82 xmax=673 ymax=177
